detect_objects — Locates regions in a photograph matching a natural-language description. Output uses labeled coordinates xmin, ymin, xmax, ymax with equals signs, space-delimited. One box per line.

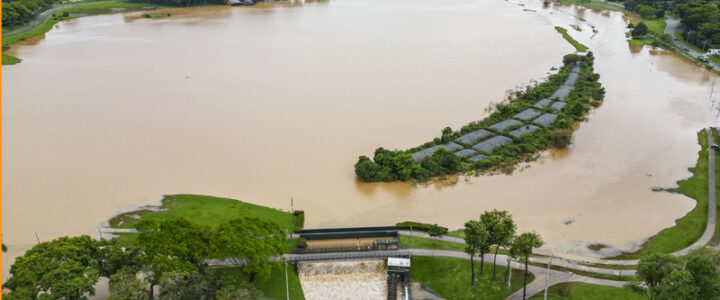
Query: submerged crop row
xmin=354 ymin=53 xmax=605 ymax=182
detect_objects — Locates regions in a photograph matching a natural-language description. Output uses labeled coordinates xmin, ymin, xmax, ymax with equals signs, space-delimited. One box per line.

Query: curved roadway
xmin=3 ymin=1 xmax=121 ymax=38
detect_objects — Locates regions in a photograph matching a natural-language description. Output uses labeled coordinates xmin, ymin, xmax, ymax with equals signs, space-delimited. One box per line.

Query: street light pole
xmin=543 ymin=253 xmax=553 ymax=300
xmin=285 ymin=260 xmax=289 ymax=300
xmin=507 ymin=257 xmax=512 ymax=289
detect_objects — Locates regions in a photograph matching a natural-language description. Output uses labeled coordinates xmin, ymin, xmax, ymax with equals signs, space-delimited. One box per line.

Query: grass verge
xmin=254 ymin=263 xmax=305 ymax=300
xmin=528 ymin=262 xmax=637 ymax=281
xmin=528 ymin=282 xmax=644 ymax=300
xmin=553 ymin=0 xmax=625 ymax=11
xmin=411 ymin=256 xmax=530 ymax=300
xmin=555 ymin=26 xmax=589 ymax=52
xmin=2 ymin=53 xmax=22 ymax=65
xmin=611 ymin=130 xmax=708 ymax=259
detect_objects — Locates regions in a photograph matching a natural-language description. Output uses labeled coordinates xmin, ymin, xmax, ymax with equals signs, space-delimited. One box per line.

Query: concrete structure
xmin=509 ymin=125 xmax=540 ymax=138
xmin=411 ymin=142 xmax=463 ymax=162
xmin=533 ymin=113 xmax=558 ymax=127
xmin=472 ymin=135 xmax=512 ymax=153
xmin=456 ymin=129 xmax=491 ymax=145
xmin=514 ymin=108 xmax=542 ymax=121
xmin=489 ymin=119 xmax=523 ymax=132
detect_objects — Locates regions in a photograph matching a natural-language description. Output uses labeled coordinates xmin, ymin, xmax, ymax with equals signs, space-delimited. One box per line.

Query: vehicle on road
xmin=684 ymin=47 xmax=691 ymax=52
xmin=699 ymin=55 xmax=710 ymax=63
xmin=711 ymin=144 xmax=720 ymax=151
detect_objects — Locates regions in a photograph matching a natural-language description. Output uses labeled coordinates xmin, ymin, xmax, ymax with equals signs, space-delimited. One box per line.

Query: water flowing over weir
xmin=298 ymin=259 xmax=388 ymax=300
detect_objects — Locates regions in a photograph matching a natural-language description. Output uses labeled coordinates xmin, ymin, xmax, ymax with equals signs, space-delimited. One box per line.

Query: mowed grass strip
xmin=644 ymin=18 xmax=667 ymax=36
xmin=528 ymin=282 xmax=644 ymax=300
xmin=555 ymin=26 xmax=589 ymax=52
xmin=612 ymin=130 xmax=709 ymax=259
xmin=399 ymin=235 xmax=466 ymax=252
xmin=254 ymin=263 xmax=305 ymax=300
xmin=411 ymin=256 xmax=530 ymax=300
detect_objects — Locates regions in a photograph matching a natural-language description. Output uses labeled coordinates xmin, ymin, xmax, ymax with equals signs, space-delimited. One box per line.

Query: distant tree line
xmin=624 ymin=0 xmax=720 ymax=50
xmin=3 ymin=217 xmax=287 ymax=299
xmin=128 ymin=0 xmax=226 ymax=7
xmin=354 ymin=53 xmax=604 ymax=182
xmin=2 ymin=0 xmax=54 ymax=26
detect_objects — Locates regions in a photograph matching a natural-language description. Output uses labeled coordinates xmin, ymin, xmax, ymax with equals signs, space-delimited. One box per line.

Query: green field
xmin=555 ymin=26 xmax=589 ymax=52
xmin=400 ymin=235 xmax=466 ymax=252
xmin=528 ymin=282 xmax=643 ymax=300
xmin=628 ymin=39 xmax=650 ymax=46
xmin=612 ymin=130 xmax=709 ymax=259
xmin=411 ymin=256 xmax=531 ymax=300
xmin=644 ymin=18 xmax=666 ymax=36
xmin=108 ymin=194 xmax=299 ymax=246
xmin=2 ymin=53 xmax=22 ymax=65
xmin=254 ymin=263 xmax=305 ymax=300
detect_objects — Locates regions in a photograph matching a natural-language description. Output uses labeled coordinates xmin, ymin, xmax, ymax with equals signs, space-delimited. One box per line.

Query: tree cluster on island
xmin=3 ymin=217 xmax=287 ymax=299
xmin=354 ymin=53 xmax=605 ymax=182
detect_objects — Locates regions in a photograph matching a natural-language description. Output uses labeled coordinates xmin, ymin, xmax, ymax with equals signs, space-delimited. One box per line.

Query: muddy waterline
xmin=2 ymin=0 xmax=718 ymax=279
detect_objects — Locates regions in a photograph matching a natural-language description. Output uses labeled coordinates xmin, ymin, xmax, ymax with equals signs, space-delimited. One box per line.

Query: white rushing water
xmin=298 ymin=259 xmax=388 ymax=300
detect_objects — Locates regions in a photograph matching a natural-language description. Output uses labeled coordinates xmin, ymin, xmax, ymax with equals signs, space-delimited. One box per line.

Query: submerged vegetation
xmin=555 ymin=26 xmax=589 ymax=52
xmin=355 ymin=53 xmax=604 ymax=182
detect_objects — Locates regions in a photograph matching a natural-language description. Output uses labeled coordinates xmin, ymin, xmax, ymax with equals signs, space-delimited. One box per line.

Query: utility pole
xmin=543 ymin=254 xmax=553 ymax=300
xmin=285 ymin=260 xmax=290 ymax=300
xmin=34 ymin=232 xmax=40 ymax=244
xmin=507 ymin=257 xmax=512 ymax=289
xmin=290 ymin=197 xmax=295 ymax=230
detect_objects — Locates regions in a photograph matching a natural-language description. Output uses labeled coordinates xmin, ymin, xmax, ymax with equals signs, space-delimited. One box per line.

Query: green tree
xmin=684 ymin=248 xmax=720 ymax=299
xmin=441 ymin=127 xmax=453 ymax=143
xmin=5 ymin=235 xmax=101 ymax=300
xmin=511 ymin=231 xmax=544 ymax=300
xmin=464 ymin=220 xmax=490 ymax=289
xmin=627 ymin=253 xmax=682 ymax=300
xmin=428 ymin=224 xmax=448 ymax=238
xmin=136 ymin=218 xmax=212 ymax=298
xmin=480 ymin=210 xmax=516 ymax=280
xmin=632 ymin=22 xmax=649 ymax=38
xmin=549 ymin=128 xmax=573 ymax=148
xmin=209 ymin=217 xmax=287 ymax=282
xmin=108 ymin=269 xmax=149 ymax=300
xmin=656 ymin=270 xmax=699 ymax=300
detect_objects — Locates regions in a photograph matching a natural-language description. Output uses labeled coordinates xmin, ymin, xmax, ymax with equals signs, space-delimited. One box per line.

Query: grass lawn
xmin=108 ymin=194 xmax=298 ymax=246
xmin=528 ymin=282 xmax=644 ymax=300
xmin=628 ymin=39 xmax=650 ymax=46
xmin=2 ymin=53 xmax=22 ymax=65
xmin=400 ymin=235 xmax=466 ymax=252
xmin=644 ymin=18 xmax=666 ymax=36
xmin=411 ymin=256 xmax=531 ymax=300
xmin=254 ymin=263 xmax=305 ymax=300
xmin=612 ymin=130 xmax=708 ymax=259
xmin=553 ymin=0 xmax=625 ymax=11
xmin=447 ymin=229 xmax=465 ymax=239
xmin=555 ymin=26 xmax=589 ymax=52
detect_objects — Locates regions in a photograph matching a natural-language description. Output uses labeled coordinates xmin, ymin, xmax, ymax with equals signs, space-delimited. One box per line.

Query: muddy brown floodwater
xmin=3 ymin=0 xmax=719 ymax=281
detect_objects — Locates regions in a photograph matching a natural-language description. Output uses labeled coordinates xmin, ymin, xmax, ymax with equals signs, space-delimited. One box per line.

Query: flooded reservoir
xmin=3 ymin=0 xmax=719 ymax=279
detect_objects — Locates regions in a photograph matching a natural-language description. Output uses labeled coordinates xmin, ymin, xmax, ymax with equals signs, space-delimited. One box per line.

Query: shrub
xmin=396 ymin=221 xmax=448 ymax=232
xmin=297 ymin=238 xmax=307 ymax=249
xmin=293 ymin=210 xmax=304 ymax=232
xmin=549 ymin=128 xmax=573 ymax=148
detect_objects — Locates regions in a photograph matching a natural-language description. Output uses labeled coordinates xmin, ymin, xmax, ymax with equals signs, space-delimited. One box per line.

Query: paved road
xmin=664 ymin=16 xmax=720 ymax=73
xmin=3 ymin=1 xmax=121 ymax=37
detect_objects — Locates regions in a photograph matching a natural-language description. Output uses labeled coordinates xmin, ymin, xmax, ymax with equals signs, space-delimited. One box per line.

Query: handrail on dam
xmin=285 ymin=250 xmax=411 ymax=262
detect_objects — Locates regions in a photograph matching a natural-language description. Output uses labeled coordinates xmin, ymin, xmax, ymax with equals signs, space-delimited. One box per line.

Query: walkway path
xmin=3 ymin=1 xmax=122 ymax=38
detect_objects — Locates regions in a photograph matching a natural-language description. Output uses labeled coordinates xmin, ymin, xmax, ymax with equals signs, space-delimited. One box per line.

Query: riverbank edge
xmin=609 ymin=130 xmax=710 ymax=259
xmin=1 ymin=1 xmax=178 ymax=65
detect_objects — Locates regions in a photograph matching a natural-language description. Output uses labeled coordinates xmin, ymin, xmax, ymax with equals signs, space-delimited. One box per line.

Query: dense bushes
xmin=549 ymin=128 xmax=573 ymax=148
xmin=355 ymin=53 xmax=604 ymax=182
xmin=2 ymin=0 xmax=54 ymax=26
xmin=293 ymin=210 xmax=304 ymax=232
